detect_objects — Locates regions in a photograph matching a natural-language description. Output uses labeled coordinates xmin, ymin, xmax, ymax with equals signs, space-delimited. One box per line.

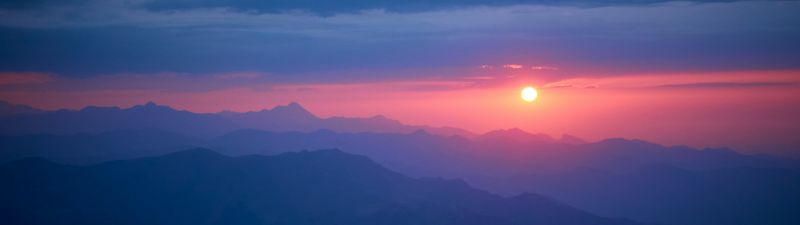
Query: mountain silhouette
xmin=0 ymin=101 xmax=42 ymax=117
xmin=3 ymin=128 xmax=798 ymax=224
xmin=0 ymin=101 xmax=474 ymax=137
xmin=476 ymin=128 xmax=557 ymax=144
xmin=0 ymin=102 xmax=238 ymax=137
xmin=0 ymin=148 xmax=643 ymax=225
xmin=1 ymin=101 xmax=799 ymax=225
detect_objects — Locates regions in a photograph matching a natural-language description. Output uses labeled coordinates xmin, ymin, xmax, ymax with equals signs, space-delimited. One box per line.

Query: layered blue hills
xmin=0 ymin=148 xmax=643 ymax=225
xmin=1 ymin=101 xmax=799 ymax=225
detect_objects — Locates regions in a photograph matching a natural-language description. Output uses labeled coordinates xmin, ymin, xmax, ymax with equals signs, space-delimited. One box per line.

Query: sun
xmin=521 ymin=86 xmax=538 ymax=102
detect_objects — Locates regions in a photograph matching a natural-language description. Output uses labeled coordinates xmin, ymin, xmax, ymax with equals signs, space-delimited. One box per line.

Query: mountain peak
xmin=130 ymin=101 xmax=175 ymax=112
xmin=269 ymin=102 xmax=315 ymax=117
xmin=479 ymin=128 xmax=555 ymax=143
xmin=559 ymin=134 xmax=586 ymax=145
xmin=287 ymin=101 xmax=302 ymax=108
xmin=481 ymin=128 xmax=531 ymax=138
xmin=370 ymin=114 xmax=388 ymax=119
xmin=0 ymin=101 xmax=42 ymax=115
xmin=80 ymin=105 xmax=121 ymax=112
xmin=411 ymin=129 xmax=430 ymax=136
xmin=597 ymin=138 xmax=656 ymax=147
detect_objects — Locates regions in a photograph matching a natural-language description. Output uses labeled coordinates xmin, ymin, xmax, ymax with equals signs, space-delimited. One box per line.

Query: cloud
xmin=655 ymin=82 xmax=799 ymax=89
xmin=503 ymin=64 xmax=524 ymax=69
xmin=531 ymin=66 xmax=559 ymax=71
xmin=0 ymin=0 xmax=89 ymax=10
xmin=467 ymin=76 xmax=495 ymax=80
xmin=0 ymin=1 xmax=798 ymax=81
xmin=541 ymin=70 xmax=800 ymax=90
xmin=0 ymin=72 xmax=277 ymax=93
xmin=138 ymin=1 xmax=765 ymax=15
xmin=543 ymin=79 xmax=599 ymax=89
xmin=0 ymin=72 xmax=54 ymax=85
xmin=213 ymin=72 xmax=265 ymax=80
xmin=0 ymin=0 xmax=750 ymax=14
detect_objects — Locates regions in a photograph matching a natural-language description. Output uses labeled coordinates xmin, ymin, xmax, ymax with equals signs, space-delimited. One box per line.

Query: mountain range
xmin=2 ymin=128 xmax=799 ymax=225
xmin=1 ymin=101 xmax=799 ymax=225
xmin=0 ymin=101 xmax=473 ymax=137
xmin=0 ymin=148 xmax=644 ymax=225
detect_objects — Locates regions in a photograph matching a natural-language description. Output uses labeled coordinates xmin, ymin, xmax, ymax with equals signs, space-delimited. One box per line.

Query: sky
xmin=1 ymin=0 xmax=799 ymax=156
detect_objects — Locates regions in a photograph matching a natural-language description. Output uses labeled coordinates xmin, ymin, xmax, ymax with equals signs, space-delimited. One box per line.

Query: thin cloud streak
xmin=0 ymin=72 xmax=54 ymax=85
xmin=541 ymin=70 xmax=800 ymax=89
xmin=655 ymin=81 xmax=799 ymax=89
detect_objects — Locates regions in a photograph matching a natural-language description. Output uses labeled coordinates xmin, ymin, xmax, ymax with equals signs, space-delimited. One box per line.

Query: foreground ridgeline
xmin=0 ymin=149 xmax=642 ymax=225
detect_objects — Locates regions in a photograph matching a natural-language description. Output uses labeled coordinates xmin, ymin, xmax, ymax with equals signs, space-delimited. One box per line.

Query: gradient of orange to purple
xmin=2 ymin=69 xmax=799 ymax=156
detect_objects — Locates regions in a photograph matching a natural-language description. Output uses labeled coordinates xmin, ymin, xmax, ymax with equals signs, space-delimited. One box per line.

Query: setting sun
xmin=521 ymin=86 xmax=538 ymax=102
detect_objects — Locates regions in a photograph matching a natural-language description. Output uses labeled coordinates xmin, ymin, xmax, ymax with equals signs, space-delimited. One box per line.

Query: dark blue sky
xmin=0 ymin=0 xmax=798 ymax=81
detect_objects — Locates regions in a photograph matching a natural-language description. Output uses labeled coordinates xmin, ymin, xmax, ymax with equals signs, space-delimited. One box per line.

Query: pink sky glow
xmin=1 ymin=69 xmax=799 ymax=156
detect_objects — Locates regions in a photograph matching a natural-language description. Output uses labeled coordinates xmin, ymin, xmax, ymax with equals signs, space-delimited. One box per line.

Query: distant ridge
xmin=477 ymin=128 xmax=556 ymax=143
xmin=0 ymin=101 xmax=42 ymax=117
xmin=0 ymin=101 xmax=475 ymax=137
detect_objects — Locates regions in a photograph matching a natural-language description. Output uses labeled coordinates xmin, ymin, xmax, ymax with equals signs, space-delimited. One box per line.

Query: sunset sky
xmin=1 ymin=0 xmax=799 ymax=156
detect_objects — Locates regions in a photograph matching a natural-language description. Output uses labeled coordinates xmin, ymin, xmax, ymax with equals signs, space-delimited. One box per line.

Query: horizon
xmin=2 ymin=99 xmax=794 ymax=159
